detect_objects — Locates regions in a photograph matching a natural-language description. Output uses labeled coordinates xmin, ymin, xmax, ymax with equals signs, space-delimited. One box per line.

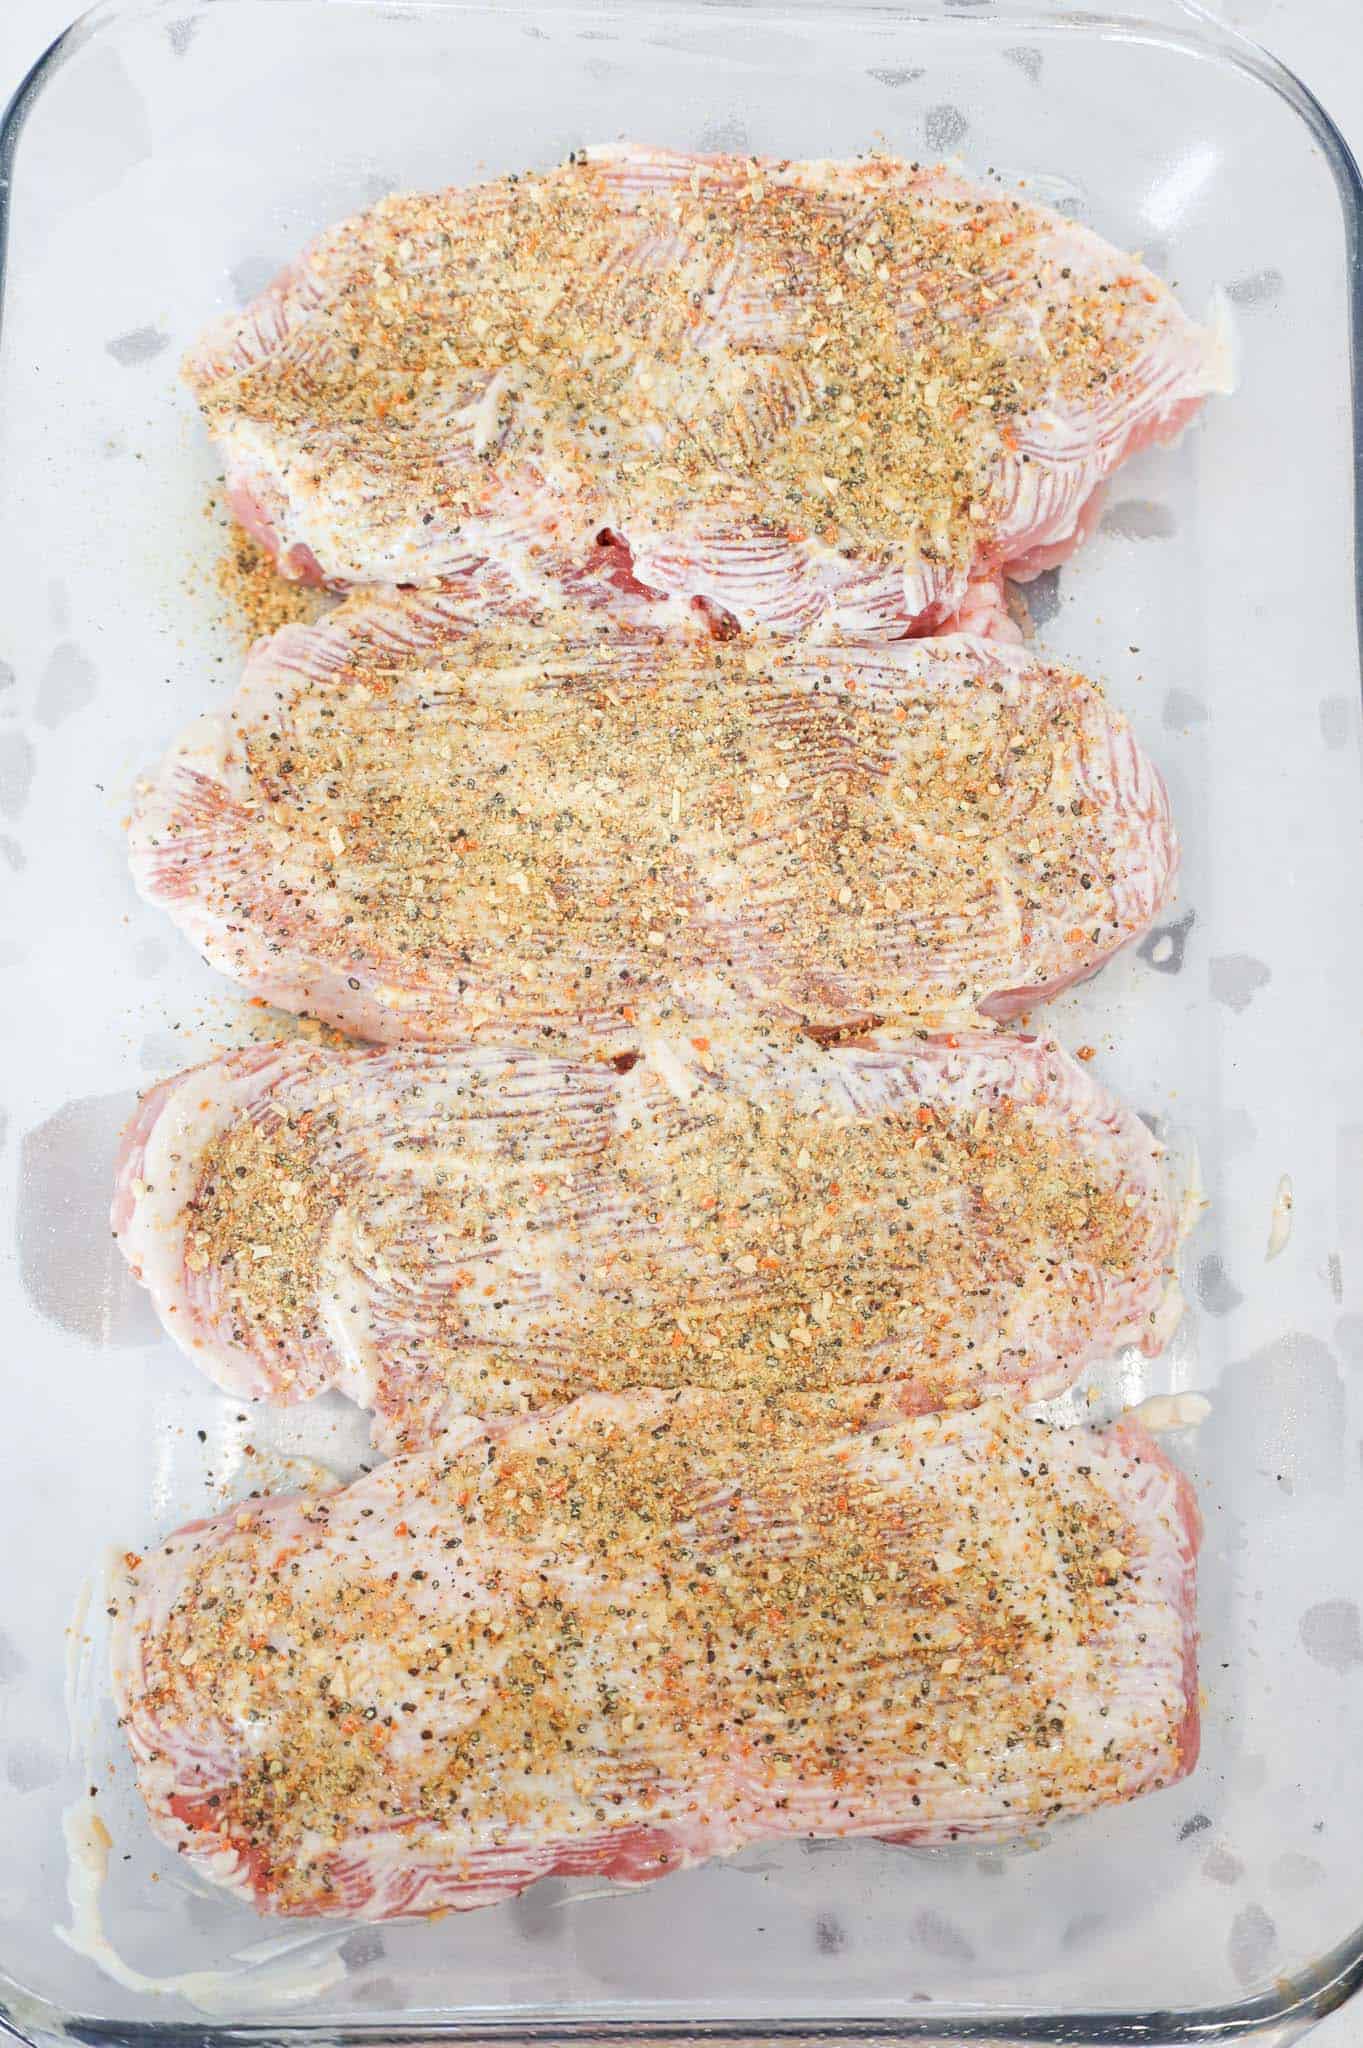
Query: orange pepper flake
xmin=690 ymin=1035 xmax=711 ymax=1051
xmin=1076 ymin=1045 xmax=1097 ymax=1062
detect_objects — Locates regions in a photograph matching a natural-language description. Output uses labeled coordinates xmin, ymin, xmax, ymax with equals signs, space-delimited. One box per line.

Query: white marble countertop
xmin=1 ymin=1 xmax=1359 ymax=2042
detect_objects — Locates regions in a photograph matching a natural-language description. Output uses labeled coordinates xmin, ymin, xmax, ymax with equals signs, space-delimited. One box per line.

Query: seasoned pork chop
xmin=113 ymin=1029 xmax=1181 ymax=1451
xmin=112 ymin=1392 xmax=1201 ymax=1919
xmin=186 ymin=148 xmax=1224 ymax=636
xmin=129 ymin=584 xmax=1177 ymax=1048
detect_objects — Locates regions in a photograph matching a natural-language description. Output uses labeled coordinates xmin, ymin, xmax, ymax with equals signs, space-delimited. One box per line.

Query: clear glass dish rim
xmin=0 ymin=1 xmax=1360 ymax=2042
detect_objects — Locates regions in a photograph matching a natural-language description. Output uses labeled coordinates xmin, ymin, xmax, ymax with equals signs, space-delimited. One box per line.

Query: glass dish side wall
xmin=0 ymin=3 xmax=1360 ymax=2043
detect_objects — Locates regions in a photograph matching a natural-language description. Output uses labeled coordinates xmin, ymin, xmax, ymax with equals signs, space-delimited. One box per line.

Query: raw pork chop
xmin=129 ymin=583 xmax=1177 ymax=1047
xmin=113 ymin=1029 xmax=1180 ymax=1452
xmin=112 ymin=1391 xmax=1201 ymax=1919
xmin=186 ymin=147 xmax=1226 ymax=637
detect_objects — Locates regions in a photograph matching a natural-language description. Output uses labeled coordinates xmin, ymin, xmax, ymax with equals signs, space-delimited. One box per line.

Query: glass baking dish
xmin=2 ymin=0 xmax=1361 ymax=2040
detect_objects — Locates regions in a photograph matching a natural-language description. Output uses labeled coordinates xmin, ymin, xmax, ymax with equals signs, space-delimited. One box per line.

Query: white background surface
xmin=3 ymin=0 xmax=1361 ymax=135
xmin=1 ymin=0 xmax=1360 ymax=2041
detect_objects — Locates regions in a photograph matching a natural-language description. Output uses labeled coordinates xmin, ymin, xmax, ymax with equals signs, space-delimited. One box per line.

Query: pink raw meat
xmin=186 ymin=147 xmax=1225 ymax=637
xmin=112 ymin=1028 xmax=1183 ymax=1452
xmin=128 ymin=581 xmax=1178 ymax=1048
xmin=111 ymin=1391 xmax=1201 ymax=1918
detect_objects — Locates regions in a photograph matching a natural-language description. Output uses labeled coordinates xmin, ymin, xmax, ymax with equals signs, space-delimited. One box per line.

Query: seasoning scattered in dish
xmin=111 ymin=1390 xmax=1200 ymax=1919
xmin=113 ymin=1028 xmax=1181 ymax=1451
xmin=186 ymin=146 xmax=1224 ymax=636
xmin=215 ymin=529 xmax=330 ymax=646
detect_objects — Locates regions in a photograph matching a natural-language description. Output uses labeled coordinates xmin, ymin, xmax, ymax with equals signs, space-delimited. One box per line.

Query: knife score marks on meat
xmin=128 ymin=581 xmax=1178 ymax=1050
xmin=113 ymin=1029 xmax=1183 ymax=1451
xmin=110 ymin=1391 xmax=1201 ymax=1919
xmin=184 ymin=147 xmax=1227 ymax=638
